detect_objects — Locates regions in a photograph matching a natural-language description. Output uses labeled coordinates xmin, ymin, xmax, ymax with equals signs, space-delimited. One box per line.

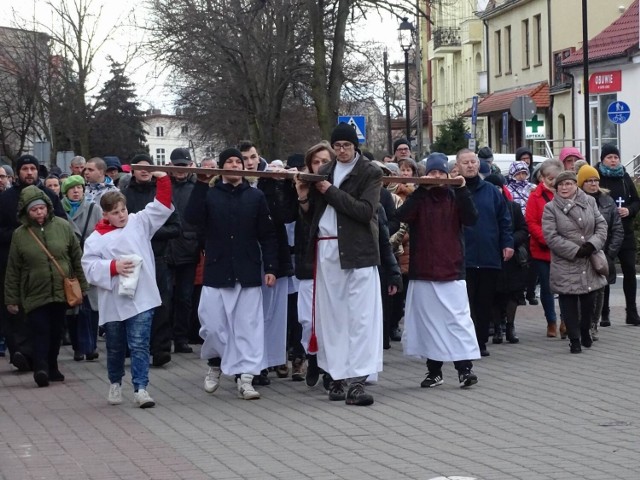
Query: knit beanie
xmin=484 ymin=173 xmax=505 ymax=188
xmin=27 ymin=198 xmax=47 ymax=211
xmin=62 ymin=175 xmax=85 ymax=195
xmin=554 ymin=170 xmax=577 ymax=187
xmin=393 ymin=138 xmax=410 ymax=153
xmin=104 ymin=156 xmax=122 ymax=172
xmin=559 ymin=146 xmax=584 ymax=164
xmin=331 ymin=122 xmax=359 ymax=147
xmin=424 ymin=153 xmax=449 ymax=175
xmin=218 ymin=148 xmax=244 ymax=168
xmin=577 ymin=165 xmax=599 ymax=188
xmin=2 ymin=164 xmax=14 ymax=177
xmin=600 ymin=144 xmax=620 ymax=161
xmin=477 ymin=146 xmax=494 ymax=161
xmin=131 ymin=153 xmax=153 ymax=165
xmin=286 ymin=153 xmax=305 ymax=169
xmin=16 ymin=154 xmax=39 ymax=171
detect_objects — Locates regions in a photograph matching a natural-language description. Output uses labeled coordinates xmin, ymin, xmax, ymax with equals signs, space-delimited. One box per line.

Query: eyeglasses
xmin=396 ymin=147 xmax=410 ymax=152
xmin=332 ymin=143 xmax=353 ymax=151
xmin=584 ymin=179 xmax=599 ymax=184
xmin=0 ymin=175 xmax=6 ymax=179
xmin=557 ymin=181 xmax=576 ymax=188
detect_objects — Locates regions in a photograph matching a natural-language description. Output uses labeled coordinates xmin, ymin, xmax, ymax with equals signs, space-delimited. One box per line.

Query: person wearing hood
xmin=595 ymin=144 xmax=640 ymax=326
xmin=5 ymin=186 xmax=88 ymax=387
xmin=506 ymin=160 xmax=536 ymax=215
xmin=515 ymin=146 xmax=534 ymax=177
xmin=559 ymin=147 xmax=584 ymax=172
xmin=478 ymin=147 xmax=501 ymax=175
xmin=0 ymin=155 xmax=66 ymax=372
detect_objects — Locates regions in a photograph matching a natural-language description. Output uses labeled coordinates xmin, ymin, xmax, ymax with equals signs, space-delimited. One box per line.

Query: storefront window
xmin=589 ymin=94 xmax=619 ymax=161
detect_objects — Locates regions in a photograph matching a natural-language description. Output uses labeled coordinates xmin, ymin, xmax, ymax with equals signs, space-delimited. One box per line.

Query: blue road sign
xmin=337 ymin=115 xmax=366 ymax=142
xmin=502 ymin=111 xmax=509 ymax=144
xmin=607 ymin=101 xmax=630 ymax=125
xmin=471 ymin=96 xmax=479 ymax=126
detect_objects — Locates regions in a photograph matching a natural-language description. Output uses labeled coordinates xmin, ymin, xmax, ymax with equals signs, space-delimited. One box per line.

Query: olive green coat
xmin=4 ymin=186 xmax=88 ymax=314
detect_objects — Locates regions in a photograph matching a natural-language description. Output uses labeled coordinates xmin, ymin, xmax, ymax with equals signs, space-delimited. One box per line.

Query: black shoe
xmin=345 ymin=383 xmax=374 ymax=406
xmin=49 ymin=370 xmax=65 ymax=382
xmin=600 ymin=319 xmax=611 ymax=327
xmin=383 ymin=339 xmax=390 ymax=350
xmin=34 ymin=370 xmax=49 ymax=387
xmin=492 ymin=324 xmax=503 ymax=344
xmin=322 ymin=373 xmax=332 ymax=393
xmin=517 ymin=296 xmax=527 ymax=306
xmin=151 ymin=352 xmax=171 ymax=367
xmin=479 ymin=344 xmax=490 ymax=357
xmin=581 ymin=334 xmax=593 ymax=348
xmin=74 ymin=351 xmax=84 ymax=361
xmin=252 ymin=369 xmax=271 ymax=386
xmin=625 ymin=309 xmax=640 ymax=325
xmin=305 ymin=360 xmax=320 ymax=387
xmin=458 ymin=370 xmax=478 ymax=388
xmin=85 ymin=351 xmax=99 ymax=361
xmin=527 ymin=297 xmax=539 ymax=306
xmin=390 ymin=328 xmax=402 ymax=341
xmin=174 ymin=342 xmax=193 ymax=354
xmin=570 ymin=339 xmax=582 ymax=354
xmin=505 ymin=323 xmax=520 ymax=344
xmin=328 ymin=380 xmax=346 ymax=401
xmin=12 ymin=351 xmax=31 ymax=372
xmin=421 ymin=372 xmax=444 ymax=388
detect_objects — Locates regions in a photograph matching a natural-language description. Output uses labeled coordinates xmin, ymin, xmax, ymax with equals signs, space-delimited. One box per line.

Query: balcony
xmin=427 ymin=39 xmax=445 ymax=60
xmin=461 ymin=19 xmax=482 ymax=45
xmin=433 ymin=27 xmax=461 ymax=53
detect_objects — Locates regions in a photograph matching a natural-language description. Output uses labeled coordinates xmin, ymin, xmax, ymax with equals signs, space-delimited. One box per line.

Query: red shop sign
xmin=589 ymin=71 xmax=622 ymax=93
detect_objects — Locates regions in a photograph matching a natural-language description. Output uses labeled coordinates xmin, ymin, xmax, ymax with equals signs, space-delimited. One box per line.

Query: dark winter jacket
xmin=294 ymin=216 xmax=313 ymax=280
xmin=595 ymin=163 xmax=640 ymax=250
xmin=166 ymin=175 xmax=200 ymax=266
xmin=257 ymin=177 xmax=298 ymax=278
xmin=496 ymin=200 xmax=529 ymax=293
xmin=396 ymin=185 xmax=478 ymax=281
xmin=380 ymin=187 xmax=399 ymax=236
xmin=304 ymin=155 xmax=382 ymax=270
xmin=185 ymin=179 xmax=278 ymax=288
xmin=588 ymin=190 xmax=624 ymax=284
xmin=125 ymin=177 xmax=181 ymax=260
xmin=378 ymin=206 xmax=402 ymax=290
xmin=463 ymin=176 xmax=513 ymax=270
xmin=5 ymin=186 xmax=88 ymax=314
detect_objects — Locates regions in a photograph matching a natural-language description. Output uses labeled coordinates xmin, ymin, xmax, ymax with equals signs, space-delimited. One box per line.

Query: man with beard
xmin=0 ymin=155 xmax=66 ymax=371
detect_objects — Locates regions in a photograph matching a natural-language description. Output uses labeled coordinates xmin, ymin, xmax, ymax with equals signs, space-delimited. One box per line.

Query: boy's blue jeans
xmin=104 ymin=309 xmax=154 ymax=391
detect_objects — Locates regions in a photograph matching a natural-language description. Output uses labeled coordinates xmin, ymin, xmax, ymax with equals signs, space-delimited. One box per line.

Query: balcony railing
xmin=433 ymin=27 xmax=461 ymax=49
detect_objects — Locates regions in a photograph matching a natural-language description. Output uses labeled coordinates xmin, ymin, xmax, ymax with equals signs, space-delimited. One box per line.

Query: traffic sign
xmin=471 ymin=96 xmax=478 ymax=126
xmin=510 ymin=95 xmax=536 ymax=122
xmin=607 ymin=101 xmax=630 ymax=124
xmin=337 ymin=115 xmax=366 ymax=142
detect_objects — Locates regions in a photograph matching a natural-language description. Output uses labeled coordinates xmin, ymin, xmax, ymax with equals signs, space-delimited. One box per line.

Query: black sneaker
xmin=345 ymin=383 xmax=374 ymax=406
xmin=328 ymin=380 xmax=346 ymax=401
xmin=421 ymin=372 xmax=444 ymax=388
xmin=151 ymin=352 xmax=171 ymax=367
xmin=305 ymin=362 xmax=320 ymax=387
xmin=34 ymin=370 xmax=49 ymax=387
xmin=252 ymin=369 xmax=271 ymax=386
xmin=570 ymin=339 xmax=582 ymax=354
xmin=458 ymin=370 xmax=478 ymax=388
xmin=322 ymin=373 xmax=332 ymax=393
xmin=12 ymin=352 xmax=31 ymax=372
xmin=581 ymin=334 xmax=592 ymax=348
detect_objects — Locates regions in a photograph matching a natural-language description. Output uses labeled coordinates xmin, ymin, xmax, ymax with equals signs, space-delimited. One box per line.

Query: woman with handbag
xmin=4 ymin=186 xmax=88 ymax=386
xmin=541 ymin=171 xmax=608 ymax=353
xmin=62 ymin=175 xmax=103 ymax=361
xmin=577 ymin=165 xmax=624 ymax=340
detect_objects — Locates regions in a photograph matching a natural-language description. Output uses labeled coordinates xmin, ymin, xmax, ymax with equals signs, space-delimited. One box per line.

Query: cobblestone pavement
xmin=1 ymin=281 xmax=639 ymax=480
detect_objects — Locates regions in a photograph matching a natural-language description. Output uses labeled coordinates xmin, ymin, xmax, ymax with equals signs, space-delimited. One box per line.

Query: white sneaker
xmin=133 ymin=389 xmax=156 ymax=408
xmin=108 ymin=383 xmax=122 ymax=405
xmin=204 ymin=366 xmax=221 ymax=393
xmin=237 ymin=374 xmax=260 ymax=400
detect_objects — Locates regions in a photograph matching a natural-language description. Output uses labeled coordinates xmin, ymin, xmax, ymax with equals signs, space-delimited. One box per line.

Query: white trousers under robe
xmin=260 ymin=276 xmax=288 ymax=369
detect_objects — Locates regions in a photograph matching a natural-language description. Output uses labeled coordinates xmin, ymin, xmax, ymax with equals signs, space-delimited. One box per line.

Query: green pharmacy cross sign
xmin=525 ymin=114 xmax=546 ymax=139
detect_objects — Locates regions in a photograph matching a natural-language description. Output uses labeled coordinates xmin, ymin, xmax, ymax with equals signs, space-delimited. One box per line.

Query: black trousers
xmin=29 ymin=303 xmax=67 ymax=373
xmin=427 ymin=358 xmax=472 ymax=374
xmin=286 ymin=292 xmax=305 ymax=360
xmin=558 ymin=292 xmax=596 ymax=341
xmin=465 ymin=268 xmax=499 ymax=348
xmin=602 ymin=246 xmax=637 ymax=314
xmin=169 ymin=262 xmax=197 ymax=344
xmin=151 ymin=259 xmax=173 ymax=355
xmin=1 ymin=306 xmax=33 ymax=368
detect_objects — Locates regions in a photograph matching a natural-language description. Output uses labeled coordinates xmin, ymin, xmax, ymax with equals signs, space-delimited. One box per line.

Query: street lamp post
xmin=398 ymin=17 xmax=414 ymax=142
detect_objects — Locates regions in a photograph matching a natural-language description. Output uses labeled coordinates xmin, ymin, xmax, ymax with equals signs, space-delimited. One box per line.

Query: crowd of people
xmin=0 ymin=126 xmax=637 ymax=409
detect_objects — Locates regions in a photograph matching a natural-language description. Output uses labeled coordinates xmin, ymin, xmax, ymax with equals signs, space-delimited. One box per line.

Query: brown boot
xmin=559 ymin=321 xmax=567 ymax=339
xmin=546 ymin=323 xmax=557 ymax=338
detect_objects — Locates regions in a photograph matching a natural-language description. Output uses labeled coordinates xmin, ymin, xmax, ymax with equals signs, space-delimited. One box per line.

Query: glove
xmin=575 ymin=243 xmax=595 ymax=258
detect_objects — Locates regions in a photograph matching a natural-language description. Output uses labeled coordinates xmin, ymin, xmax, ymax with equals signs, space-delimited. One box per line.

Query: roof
xmin=462 ymin=81 xmax=550 ymax=116
xmin=563 ymin=0 xmax=639 ymax=67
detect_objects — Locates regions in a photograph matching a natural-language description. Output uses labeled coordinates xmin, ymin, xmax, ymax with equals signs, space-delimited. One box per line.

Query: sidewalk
xmin=1 ymin=281 xmax=639 ymax=480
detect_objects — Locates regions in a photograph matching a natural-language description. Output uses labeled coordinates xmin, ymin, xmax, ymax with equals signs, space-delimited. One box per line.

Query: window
xmin=589 ymin=93 xmax=619 ymax=161
xmin=522 ymin=19 xmax=530 ymax=68
xmin=156 ymin=148 xmax=166 ymax=164
xmin=505 ymin=26 xmax=512 ymax=74
xmin=533 ymin=14 xmax=542 ymax=65
xmin=156 ymin=126 xmax=164 ymax=137
xmin=181 ymin=125 xmax=189 ymax=135
xmin=553 ymin=49 xmax=574 ymax=85
xmin=494 ymin=30 xmax=502 ymax=76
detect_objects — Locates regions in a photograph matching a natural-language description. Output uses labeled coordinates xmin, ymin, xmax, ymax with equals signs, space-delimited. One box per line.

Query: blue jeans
xmin=533 ymin=260 xmax=557 ymax=324
xmin=104 ymin=309 xmax=154 ymax=391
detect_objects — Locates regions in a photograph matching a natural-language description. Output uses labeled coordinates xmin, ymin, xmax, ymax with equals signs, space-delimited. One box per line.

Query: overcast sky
xmin=0 ymin=1 xmax=423 ymax=113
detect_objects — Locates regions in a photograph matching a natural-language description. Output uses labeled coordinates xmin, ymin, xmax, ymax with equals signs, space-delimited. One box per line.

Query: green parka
xmin=4 ymin=186 xmax=88 ymax=314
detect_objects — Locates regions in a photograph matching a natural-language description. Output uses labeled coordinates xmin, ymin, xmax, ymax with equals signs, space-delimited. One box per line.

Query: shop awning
xmin=463 ymin=81 xmax=550 ymax=116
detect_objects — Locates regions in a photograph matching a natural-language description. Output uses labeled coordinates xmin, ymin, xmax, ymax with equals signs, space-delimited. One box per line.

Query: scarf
xmin=465 ymin=175 xmax=480 ymax=192
xmin=598 ymin=163 xmax=624 ymax=178
xmin=62 ymin=197 xmax=82 ymax=217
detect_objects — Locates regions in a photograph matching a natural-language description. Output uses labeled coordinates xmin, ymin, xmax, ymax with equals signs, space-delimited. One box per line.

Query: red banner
xmin=589 ymin=71 xmax=622 ymax=93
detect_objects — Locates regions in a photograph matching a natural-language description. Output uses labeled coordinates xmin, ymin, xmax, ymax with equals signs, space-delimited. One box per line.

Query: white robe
xmin=198 ymin=285 xmax=264 ymax=376
xmin=260 ymin=276 xmax=288 ymax=369
xmin=297 ymin=279 xmax=313 ymax=352
xmin=403 ymin=280 xmax=480 ymax=362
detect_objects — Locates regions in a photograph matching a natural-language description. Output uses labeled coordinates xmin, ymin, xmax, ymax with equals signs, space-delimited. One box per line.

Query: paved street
xmin=1 ymin=280 xmax=639 ymax=480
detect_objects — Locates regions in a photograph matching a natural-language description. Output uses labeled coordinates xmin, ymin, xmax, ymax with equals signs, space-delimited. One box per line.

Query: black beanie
xmin=393 ymin=138 xmax=410 ymax=153
xmin=286 ymin=153 xmax=305 ymax=169
xmin=131 ymin=153 xmax=153 ymax=165
xmin=330 ymin=122 xmax=359 ymax=147
xmin=16 ymin=154 xmax=39 ymax=171
xmin=600 ymin=144 xmax=620 ymax=161
xmin=218 ymin=148 xmax=244 ymax=168
xmin=477 ymin=146 xmax=494 ymax=160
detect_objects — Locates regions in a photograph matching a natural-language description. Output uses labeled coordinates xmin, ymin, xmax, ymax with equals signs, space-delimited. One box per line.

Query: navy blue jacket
xmin=463 ymin=177 xmax=513 ymax=270
xmin=185 ymin=179 xmax=278 ymax=288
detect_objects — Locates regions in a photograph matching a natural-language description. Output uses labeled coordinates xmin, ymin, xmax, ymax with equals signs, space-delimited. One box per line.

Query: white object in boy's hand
xmin=118 ymin=254 xmax=143 ymax=298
